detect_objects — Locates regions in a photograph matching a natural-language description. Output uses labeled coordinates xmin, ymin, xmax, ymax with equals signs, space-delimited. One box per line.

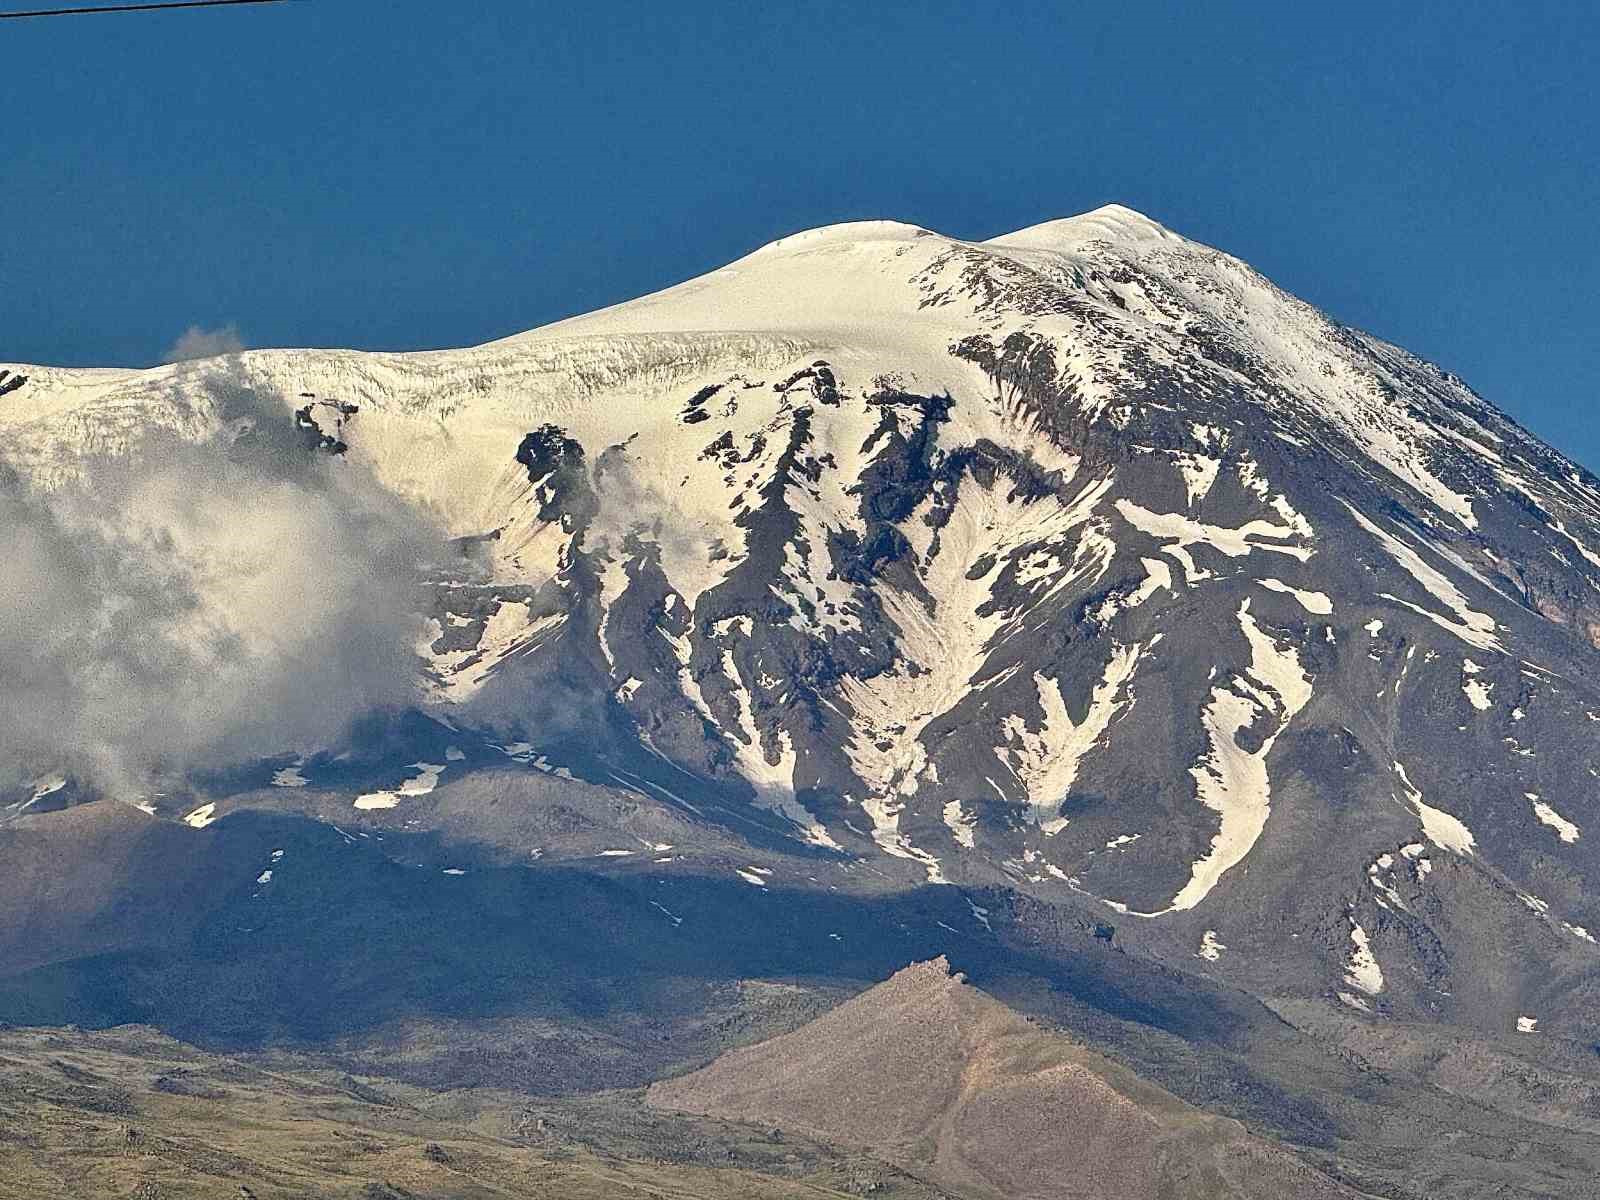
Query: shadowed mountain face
xmin=6 ymin=205 xmax=1600 ymax=1195
xmin=649 ymin=957 xmax=1356 ymax=1200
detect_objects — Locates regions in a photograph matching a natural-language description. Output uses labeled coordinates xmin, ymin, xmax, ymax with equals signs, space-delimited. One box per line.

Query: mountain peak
xmin=751 ymin=219 xmax=936 ymax=256
xmin=988 ymin=203 xmax=1177 ymax=252
xmin=747 ymin=205 xmax=1177 ymax=260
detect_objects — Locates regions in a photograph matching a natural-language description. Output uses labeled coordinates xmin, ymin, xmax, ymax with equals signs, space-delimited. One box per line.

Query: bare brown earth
xmin=648 ymin=957 xmax=1359 ymax=1200
xmin=0 ymin=1023 xmax=954 ymax=1200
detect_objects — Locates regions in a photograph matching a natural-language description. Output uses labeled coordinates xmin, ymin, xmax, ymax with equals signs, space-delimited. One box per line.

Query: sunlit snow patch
xmin=718 ymin=645 xmax=839 ymax=849
xmin=183 ymin=803 xmax=217 ymax=829
xmin=1394 ymin=761 xmax=1475 ymax=855
xmin=997 ymin=642 xmax=1143 ymax=835
xmin=1256 ymin=577 xmax=1333 ymax=615
xmin=1528 ymin=793 xmax=1580 ymax=843
xmin=354 ymin=762 xmax=446 ymax=810
xmin=1198 ymin=929 xmax=1226 ymax=961
xmin=1461 ymin=659 xmax=1494 ymax=711
xmin=1343 ymin=919 xmax=1384 ymax=996
xmin=1115 ymin=500 xmax=1313 ymax=587
xmin=1343 ymin=504 xmax=1502 ymax=652
xmin=424 ymin=601 xmax=566 ymax=703
xmin=1100 ymin=557 xmax=1175 ymax=624
xmin=529 ymin=755 xmax=577 ymax=781
xmin=1517 ymin=1016 xmax=1538 ymax=1034
xmin=1137 ymin=600 xmax=1312 ymax=914
xmin=943 ymin=798 xmax=976 ymax=849
xmin=1366 ymin=852 xmax=1410 ymax=911
xmin=1173 ymin=452 xmax=1221 ymax=507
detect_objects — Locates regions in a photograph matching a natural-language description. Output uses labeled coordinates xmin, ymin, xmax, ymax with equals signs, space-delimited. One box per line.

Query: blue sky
xmin=5 ymin=1 xmax=1597 ymax=466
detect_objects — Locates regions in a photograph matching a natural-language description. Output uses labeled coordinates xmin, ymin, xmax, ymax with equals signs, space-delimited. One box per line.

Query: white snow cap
xmin=986 ymin=204 xmax=1176 ymax=251
xmin=749 ymin=204 xmax=1174 ymax=259
xmin=752 ymin=219 xmax=935 ymax=255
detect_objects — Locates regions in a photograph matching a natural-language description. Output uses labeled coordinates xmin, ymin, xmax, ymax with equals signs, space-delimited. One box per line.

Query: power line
xmin=2 ymin=0 xmax=295 ymax=18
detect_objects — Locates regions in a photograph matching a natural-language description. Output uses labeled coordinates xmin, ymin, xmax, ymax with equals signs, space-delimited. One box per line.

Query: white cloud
xmin=162 ymin=323 xmax=245 ymax=364
xmin=0 ymin=380 xmax=447 ymax=796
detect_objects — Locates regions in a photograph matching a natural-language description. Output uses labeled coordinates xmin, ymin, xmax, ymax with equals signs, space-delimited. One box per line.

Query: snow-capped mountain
xmin=7 ymin=204 xmax=1600 ymax=1040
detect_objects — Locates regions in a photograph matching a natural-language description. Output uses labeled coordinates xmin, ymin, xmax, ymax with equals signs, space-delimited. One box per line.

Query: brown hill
xmin=648 ymin=958 xmax=1357 ymax=1200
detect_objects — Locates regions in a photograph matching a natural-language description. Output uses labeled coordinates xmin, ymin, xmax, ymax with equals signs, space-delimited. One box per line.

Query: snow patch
xmin=1344 ymin=919 xmax=1384 ymax=996
xmin=1173 ymin=452 xmax=1221 ymax=507
xmin=719 ymin=646 xmax=838 ymax=849
xmin=1343 ymin=505 xmax=1502 ymax=652
xmin=1461 ymin=659 xmax=1494 ymax=711
xmin=1528 ymin=793 xmax=1580 ymax=843
xmin=1147 ymin=600 xmax=1312 ymax=913
xmin=354 ymin=762 xmax=446 ymax=810
xmin=943 ymin=798 xmax=976 ymax=849
xmin=1088 ymin=557 xmax=1173 ymax=623
xmin=1116 ymin=500 xmax=1313 ymax=586
xmin=1256 ymin=577 xmax=1333 ymax=615
xmin=183 ymin=803 xmax=217 ymax=829
xmin=966 ymin=897 xmax=993 ymax=933
xmin=1394 ymin=761 xmax=1475 ymax=854
xmin=997 ymin=642 xmax=1143 ymax=834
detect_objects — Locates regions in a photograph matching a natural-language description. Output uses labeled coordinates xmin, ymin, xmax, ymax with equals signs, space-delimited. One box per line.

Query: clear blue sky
xmin=5 ymin=1 xmax=1596 ymax=467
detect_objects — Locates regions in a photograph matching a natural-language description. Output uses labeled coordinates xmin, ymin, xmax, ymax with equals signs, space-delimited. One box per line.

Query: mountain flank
xmin=649 ymin=957 xmax=1357 ymax=1200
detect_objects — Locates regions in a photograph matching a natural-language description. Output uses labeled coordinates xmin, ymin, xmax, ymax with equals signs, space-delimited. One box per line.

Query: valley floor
xmin=0 ymin=1024 xmax=950 ymax=1200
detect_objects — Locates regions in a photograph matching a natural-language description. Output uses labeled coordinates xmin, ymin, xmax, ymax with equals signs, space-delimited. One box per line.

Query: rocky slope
xmin=649 ymin=956 xmax=1357 ymax=1200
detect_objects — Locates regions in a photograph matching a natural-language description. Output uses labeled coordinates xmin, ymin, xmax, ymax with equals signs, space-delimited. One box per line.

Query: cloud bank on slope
xmin=0 ymin=378 xmax=446 ymax=797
